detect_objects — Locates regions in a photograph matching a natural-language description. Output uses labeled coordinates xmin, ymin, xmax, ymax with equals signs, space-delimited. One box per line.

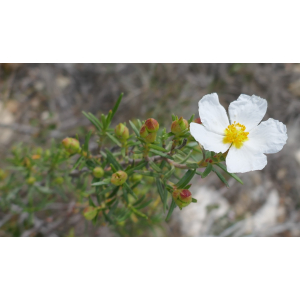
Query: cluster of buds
xmin=62 ymin=137 xmax=81 ymax=154
xmin=172 ymin=188 xmax=192 ymax=209
xmin=140 ymin=118 xmax=159 ymax=143
xmin=171 ymin=117 xmax=189 ymax=135
xmin=115 ymin=123 xmax=130 ymax=142
xmin=93 ymin=167 xmax=104 ymax=178
xmin=111 ymin=170 xmax=128 ymax=186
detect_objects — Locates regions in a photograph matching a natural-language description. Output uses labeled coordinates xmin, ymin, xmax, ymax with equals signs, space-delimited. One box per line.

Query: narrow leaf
xmin=216 ymin=163 xmax=244 ymax=185
xmin=202 ymin=163 xmax=213 ymax=178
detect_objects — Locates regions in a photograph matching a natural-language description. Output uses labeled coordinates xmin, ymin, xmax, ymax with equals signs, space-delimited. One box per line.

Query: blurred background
xmin=0 ymin=63 xmax=300 ymax=237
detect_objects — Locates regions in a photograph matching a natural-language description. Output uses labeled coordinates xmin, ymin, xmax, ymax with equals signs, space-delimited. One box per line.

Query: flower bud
xmin=115 ymin=123 xmax=130 ymax=141
xmin=54 ymin=177 xmax=64 ymax=185
xmin=194 ymin=117 xmax=202 ymax=124
xmin=171 ymin=117 xmax=189 ymax=135
xmin=93 ymin=167 xmax=104 ymax=178
xmin=132 ymin=173 xmax=143 ymax=182
xmin=62 ymin=137 xmax=81 ymax=154
xmin=145 ymin=118 xmax=159 ymax=133
xmin=83 ymin=206 xmax=98 ymax=220
xmin=140 ymin=124 xmax=157 ymax=143
xmin=27 ymin=177 xmax=36 ymax=185
xmin=172 ymin=189 xmax=192 ymax=209
xmin=111 ymin=171 xmax=128 ymax=186
xmin=31 ymin=154 xmax=41 ymax=160
xmin=0 ymin=169 xmax=7 ymax=180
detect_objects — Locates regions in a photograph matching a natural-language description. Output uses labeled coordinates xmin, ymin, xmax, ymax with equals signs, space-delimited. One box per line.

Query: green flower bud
xmin=62 ymin=137 xmax=81 ymax=154
xmin=172 ymin=189 xmax=192 ymax=209
xmin=115 ymin=123 xmax=130 ymax=141
xmin=54 ymin=177 xmax=64 ymax=185
xmin=139 ymin=124 xmax=157 ymax=143
xmin=0 ymin=169 xmax=7 ymax=180
xmin=145 ymin=118 xmax=159 ymax=133
xmin=93 ymin=167 xmax=104 ymax=178
xmin=171 ymin=117 xmax=189 ymax=135
xmin=83 ymin=206 xmax=98 ymax=220
xmin=27 ymin=177 xmax=36 ymax=185
xmin=132 ymin=173 xmax=143 ymax=182
xmin=111 ymin=171 xmax=128 ymax=186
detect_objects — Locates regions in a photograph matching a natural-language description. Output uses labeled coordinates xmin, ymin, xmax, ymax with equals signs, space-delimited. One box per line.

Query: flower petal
xmin=190 ymin=123 xmax=231 ymax=153
xmin=228 ymin=94 xmax=268 ymax=131
xmin=199 ymin=93 xmax=229 ymax=135
xmin=226 ymin=143 xmax=267 ymax=173
xmin=248 ymin=118 xmax=288 ymax=154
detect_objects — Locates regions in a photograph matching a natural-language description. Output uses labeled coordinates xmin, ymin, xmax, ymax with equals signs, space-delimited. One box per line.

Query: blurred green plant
xmin=0 ymin=93 xmax=243 ymax=236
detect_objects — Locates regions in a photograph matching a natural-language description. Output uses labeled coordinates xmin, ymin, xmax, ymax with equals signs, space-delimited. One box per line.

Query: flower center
xmin=223 ymin=122 xmax=249 ymax=148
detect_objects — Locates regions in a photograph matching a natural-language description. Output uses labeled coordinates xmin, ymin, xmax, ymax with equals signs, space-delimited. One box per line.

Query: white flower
xmin=190 ymin=93 xmax=288 ymax=173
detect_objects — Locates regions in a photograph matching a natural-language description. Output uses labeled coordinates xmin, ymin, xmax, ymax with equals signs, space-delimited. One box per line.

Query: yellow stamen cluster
xmin=223 ymin=122 xmax=249 ymax=148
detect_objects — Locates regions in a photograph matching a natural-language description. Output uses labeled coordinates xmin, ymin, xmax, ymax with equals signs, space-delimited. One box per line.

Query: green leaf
xmin=212 ymin=167 xmax=229 ymax=187
xmin=83 ymin=130 xmax=93 ymax=152
xmin=105 ymin=132 xmax=122 ymax=147
xmin=133 ymin=195 xmax=146 ymax=207
xmin=34 ymin=185 xmax=52 ymax=194
xmin=178 ymin=150 xmax=193 ymax=164
xmin=134 ymin=198 xmax=153 ymax=210
xmin=129 ymin=120 xmax=140 ymax=136
xmin=123 ymin=182 xmax=138 ymax=200
xmin=71 ymin=156 xmax=84 ymax=171
xmin=149 ymin=161 xmax=162 ymax=173
xmin=126 ymin=161 xmax=147 ymax=176
xmin=134 ymin=170 xmax=161 ymax=178
xmin=192 ymin=198 xmax=197 ymax=203
xmin=166 ymin=199 xmax=177 ymax=221
xmin=149 ymin=149 xmax=172 ymax=158
xmin=91 ymin=178 xmax=111 ymax=186
xmin=188 ymin=114 xmax=195 ymax=123
xmin=156 ymin=179 xmax=168 ymax=212
xmin=110 ymin=93 xmax=124 ymax=121
xmin=216 ymin=163 xmax=244 ymax=185
xmin=202 ymin=163 xmax=213 ymax=178
xmin=106 ymin=149 xmax=122 ymax=170
xmin=175 ymin=169 xmax=196 ymax=189
xmin=101 ymin=113 xmax=107 ymax=129
xmin=129 ymin=205 xmax=148 ymax=219
xmin=149 ymin=144 xmax=168 ymax=152
xmin=164 ymin=166 xmax=175 ymax=180
xmin=82 ymin=111 xmax=102 ymax=131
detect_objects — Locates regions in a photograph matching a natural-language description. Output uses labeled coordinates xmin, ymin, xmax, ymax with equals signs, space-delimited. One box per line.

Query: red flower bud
xmin=145 ymin=118 xmax=159 ymax=133
xmin=140 ymin=124 xmax=157 ymax=143
xmin=194 ymin=117 xmax=202 ymax=124
xmin=172 ymin=188 xmax=192 ymax=209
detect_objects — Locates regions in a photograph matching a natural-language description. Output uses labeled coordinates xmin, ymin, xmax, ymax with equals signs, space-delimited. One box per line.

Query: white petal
xmin=249 ymin=118 xmax=288 ymax=154
xmin=190 ymin=123 xmax=230 ymax=153
xmin=199 ymin=93 xmax=229 ymax=135
xmin=228 ymin=94 xmax=267 ymax=131
xmin=226 ymin=143 xmax=267 ymax=173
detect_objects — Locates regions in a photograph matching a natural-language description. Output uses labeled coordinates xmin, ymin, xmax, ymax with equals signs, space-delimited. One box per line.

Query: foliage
xmin=0 ymin=93 xmax=243 ymax=236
